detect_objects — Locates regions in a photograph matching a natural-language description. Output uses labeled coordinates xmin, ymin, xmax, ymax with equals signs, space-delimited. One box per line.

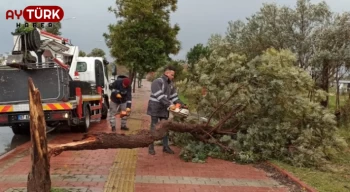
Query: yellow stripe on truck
xmin=42 ymin=103 xmax=73 ymax=110
xmin=0 ymin=105 xmax=13 ymax=113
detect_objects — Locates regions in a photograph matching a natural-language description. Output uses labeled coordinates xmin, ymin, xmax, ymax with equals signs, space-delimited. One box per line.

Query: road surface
xmin=0 ymin=126 xmax=30 ymax=156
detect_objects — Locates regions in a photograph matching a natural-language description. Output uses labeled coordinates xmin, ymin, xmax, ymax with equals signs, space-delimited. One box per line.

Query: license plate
xmin=18 ymin=115 xmax=30 ymax=120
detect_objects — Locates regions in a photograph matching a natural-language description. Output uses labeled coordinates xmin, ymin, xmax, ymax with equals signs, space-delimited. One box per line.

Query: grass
xmin=50 ymin=188 xmax=70 ymax=192
xmin=271 ymin=156 xmax=350 ymax=192
xmin=328 ymin=93 xmax=348 ymax=111
xmin=272 ymin=126 xmax=350 ymax=192
xmin=273 ymin=92 xmax=350 ymax=192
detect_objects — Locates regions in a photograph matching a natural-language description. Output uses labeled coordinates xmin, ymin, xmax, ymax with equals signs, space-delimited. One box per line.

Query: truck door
xmin=95 ymin=59 xmax=105 ymax=88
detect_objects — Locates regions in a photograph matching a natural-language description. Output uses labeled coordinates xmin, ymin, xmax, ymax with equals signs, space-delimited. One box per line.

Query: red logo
xmin=6 ymin=6 xmax=64 ymax=22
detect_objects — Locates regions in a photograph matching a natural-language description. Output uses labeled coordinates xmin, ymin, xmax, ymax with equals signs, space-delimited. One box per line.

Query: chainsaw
xmin=119 ymin=110 xmax=131 ymax=118
xmin=114 ymin=94 xmax=131 ymax=118
xmin=169 ymin=103 xmax=190 ymax=118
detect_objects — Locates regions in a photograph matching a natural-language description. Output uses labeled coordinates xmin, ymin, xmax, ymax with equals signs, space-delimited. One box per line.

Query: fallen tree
xmin=176 ymin=47 xmax=348 ymax=167
xmin=26 ymin=77 xmax=236 ymax=191
xmin=48 ymin=120 xmax=235 ymax=157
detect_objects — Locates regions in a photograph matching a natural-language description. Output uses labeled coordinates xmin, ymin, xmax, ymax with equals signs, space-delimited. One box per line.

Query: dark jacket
xmin=147 ymin=74 xmax=183 ymax=117
xmin=109 ymin=79 xmax=132 ymax=108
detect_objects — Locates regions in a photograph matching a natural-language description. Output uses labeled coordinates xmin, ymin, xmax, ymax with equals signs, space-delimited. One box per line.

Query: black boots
xmin=148 ymin=145 xmax=174 ymax=155
xmin=149 ymin=146 xmax=156 ymax=155
xmin=121 ymin=126 xmax=129 ymax=131
xmin=163 ymin=146 xmax=175 ymax=154
xmin=111 ymin=126 xmax=129 ymax=131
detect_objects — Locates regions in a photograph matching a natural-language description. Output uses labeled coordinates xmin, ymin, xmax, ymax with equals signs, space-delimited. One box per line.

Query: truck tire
xmin=103 ymin=95 xmax=110 ymax=109
xmin=101 ymin=103 xmax=108 ymax=119
xmin=11 ymin=123 xmax=30 ymax=135
xmin=79 ymin=103 xmax=90 ymax=133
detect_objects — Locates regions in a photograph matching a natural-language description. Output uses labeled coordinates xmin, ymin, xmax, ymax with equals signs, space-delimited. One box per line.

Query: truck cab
xmin=74 ymin=57 xmax=111 ymax=107
xmin=0 ymin=28 xmax=112 ymax=134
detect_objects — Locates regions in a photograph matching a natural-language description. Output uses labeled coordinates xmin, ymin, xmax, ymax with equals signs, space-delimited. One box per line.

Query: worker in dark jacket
xmin=147 ymin=65 xmax=184 ymax=155
xmin=109 ymin=77 xmax=132 ymax=131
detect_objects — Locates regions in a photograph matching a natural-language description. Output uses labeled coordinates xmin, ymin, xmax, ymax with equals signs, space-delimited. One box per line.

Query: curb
xmin=0 ymin=133 xmax=57 ymax=162
xmin=266 ymin=161 xmax=318 ymax=192
xmin=0 ymin=141 xmax=30 ymax=161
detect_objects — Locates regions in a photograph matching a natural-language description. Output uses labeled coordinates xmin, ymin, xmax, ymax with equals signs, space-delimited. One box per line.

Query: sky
xmin=1 ymin=0 xmax=350 ymax=62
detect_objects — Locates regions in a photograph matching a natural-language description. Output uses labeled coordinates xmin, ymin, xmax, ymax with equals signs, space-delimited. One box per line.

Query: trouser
xmin=108 ymin=101 xmax=127 ymax=128
xmin=149 ymin=116 xmax=169 ymax=150
xmin=137 ymin=78 xmax=142 ymax=88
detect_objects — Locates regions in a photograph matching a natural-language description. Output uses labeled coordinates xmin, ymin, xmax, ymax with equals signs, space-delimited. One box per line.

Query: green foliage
xmin=44 ymin=22 xmax=62 ymax=35
xmin=87 ymin=48 xmax=106 ymax=58
xmin=150 ymin=60 xmax=186 ymax=82
xmin=186 ymin=43 xmax=210 ymax=79
xmin=338 ymin=98 xmax=350 ymax=126
xmin=103 ymin=0 xmax=180 ymax=73
xmin=14 ymin=22 xmax=36 ymax=33
xmin=14 ymin=22 xmax=61 ymax=35
xmin=172 ymin=0 xmax=350 ymax=168
xmin=79 ymin=50 xmax=86 ymax=57
xmin=221 ymin=0 xmax=350 ymax=107
xmin=186 ymin=43 xmax=210 ymax=65
xmin=171 ymin=132 xmax=235 ymax=163
xmin=224 ymin=0 xmax=332 ymax=68
xmin=178 ymin=47 xmax=347 ymax=167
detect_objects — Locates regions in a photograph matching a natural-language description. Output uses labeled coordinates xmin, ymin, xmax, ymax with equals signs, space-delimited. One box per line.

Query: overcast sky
xmin=1 ymin=0 xmax=350 ymax=62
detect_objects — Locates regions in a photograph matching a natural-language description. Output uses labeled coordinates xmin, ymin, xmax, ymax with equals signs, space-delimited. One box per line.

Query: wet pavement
xmin=0 ymin=126 xmax=59 ymax=157
xmin=0 ymin=126 xmax=30 ymax=156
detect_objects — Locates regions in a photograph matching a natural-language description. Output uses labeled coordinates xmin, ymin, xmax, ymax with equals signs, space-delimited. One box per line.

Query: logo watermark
xmin=6 ymin=6 xmax=64 ymax=28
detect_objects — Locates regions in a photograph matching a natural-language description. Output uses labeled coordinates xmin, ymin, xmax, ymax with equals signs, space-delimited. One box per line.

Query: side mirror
xmin=103 ymin=59 xmax=109 ymax=65
xmin=111 ymin=65 xmax=117 ymax=76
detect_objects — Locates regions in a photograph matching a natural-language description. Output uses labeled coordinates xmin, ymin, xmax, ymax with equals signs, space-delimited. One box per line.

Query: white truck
xmin=0 ymin=28 xmax=117 ymax=135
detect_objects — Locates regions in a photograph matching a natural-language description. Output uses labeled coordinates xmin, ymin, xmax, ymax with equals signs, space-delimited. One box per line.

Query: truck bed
xmin=0 ymin=65 xmax=70 ymax=104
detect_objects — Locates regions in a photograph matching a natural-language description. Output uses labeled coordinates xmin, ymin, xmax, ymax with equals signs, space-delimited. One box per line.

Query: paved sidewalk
xmin=0 ymin=79 xmax=289 ymax=192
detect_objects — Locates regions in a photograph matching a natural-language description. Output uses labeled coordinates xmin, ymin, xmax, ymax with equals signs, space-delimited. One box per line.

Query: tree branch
xmin=205 ymin=85 xmax=244 ymax=126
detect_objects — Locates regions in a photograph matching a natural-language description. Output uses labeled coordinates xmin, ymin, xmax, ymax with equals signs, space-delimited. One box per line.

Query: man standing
xmin=109 ymin=77 xmax=132 ymax=131
xmin=147 ymin=65 xmax=184 ymax=155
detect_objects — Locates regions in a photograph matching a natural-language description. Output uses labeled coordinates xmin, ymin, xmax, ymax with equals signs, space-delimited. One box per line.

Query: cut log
xmin=27 ymin=78 xmax=51 ymax=192
xmin=48 ymin=121 xmax=213 ymax=156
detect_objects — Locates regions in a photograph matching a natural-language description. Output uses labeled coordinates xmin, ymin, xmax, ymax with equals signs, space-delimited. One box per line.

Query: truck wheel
xmin=79 ymin=104 xmax=90 ymax=133
xmin=103 ymin=95 xmax=110 ymax=109
xmin=101 ymin=103 xmax=108 ymax=119
xmin=11 ymin=123 xmax=30 ymax=135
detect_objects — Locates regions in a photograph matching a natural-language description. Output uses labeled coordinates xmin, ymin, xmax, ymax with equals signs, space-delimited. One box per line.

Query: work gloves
xmin=168 ymin=103 xmax=188 ymax=111
xmin=168 ymin=104 xmax=176 ymax=111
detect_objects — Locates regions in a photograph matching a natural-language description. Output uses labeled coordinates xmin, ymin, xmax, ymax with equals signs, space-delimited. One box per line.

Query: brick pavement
xmin=0 ymin=79 xmax=290 ymax=192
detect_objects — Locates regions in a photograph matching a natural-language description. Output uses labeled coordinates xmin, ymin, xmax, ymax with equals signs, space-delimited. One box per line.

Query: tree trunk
xmin=128 ymin=67 xmax=137 ymax=93
xmin=27 ymin=78 xmax=51 ymax=192
xmin=48 ymin=121 xmax=222 ymax=157
xmin=320 ymin=60 xmax=330 ymax=107
xmin=133 ymin=72 xmax=136 ymax=93
xmin=336 ymin=67 xmax=340 ymax=111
